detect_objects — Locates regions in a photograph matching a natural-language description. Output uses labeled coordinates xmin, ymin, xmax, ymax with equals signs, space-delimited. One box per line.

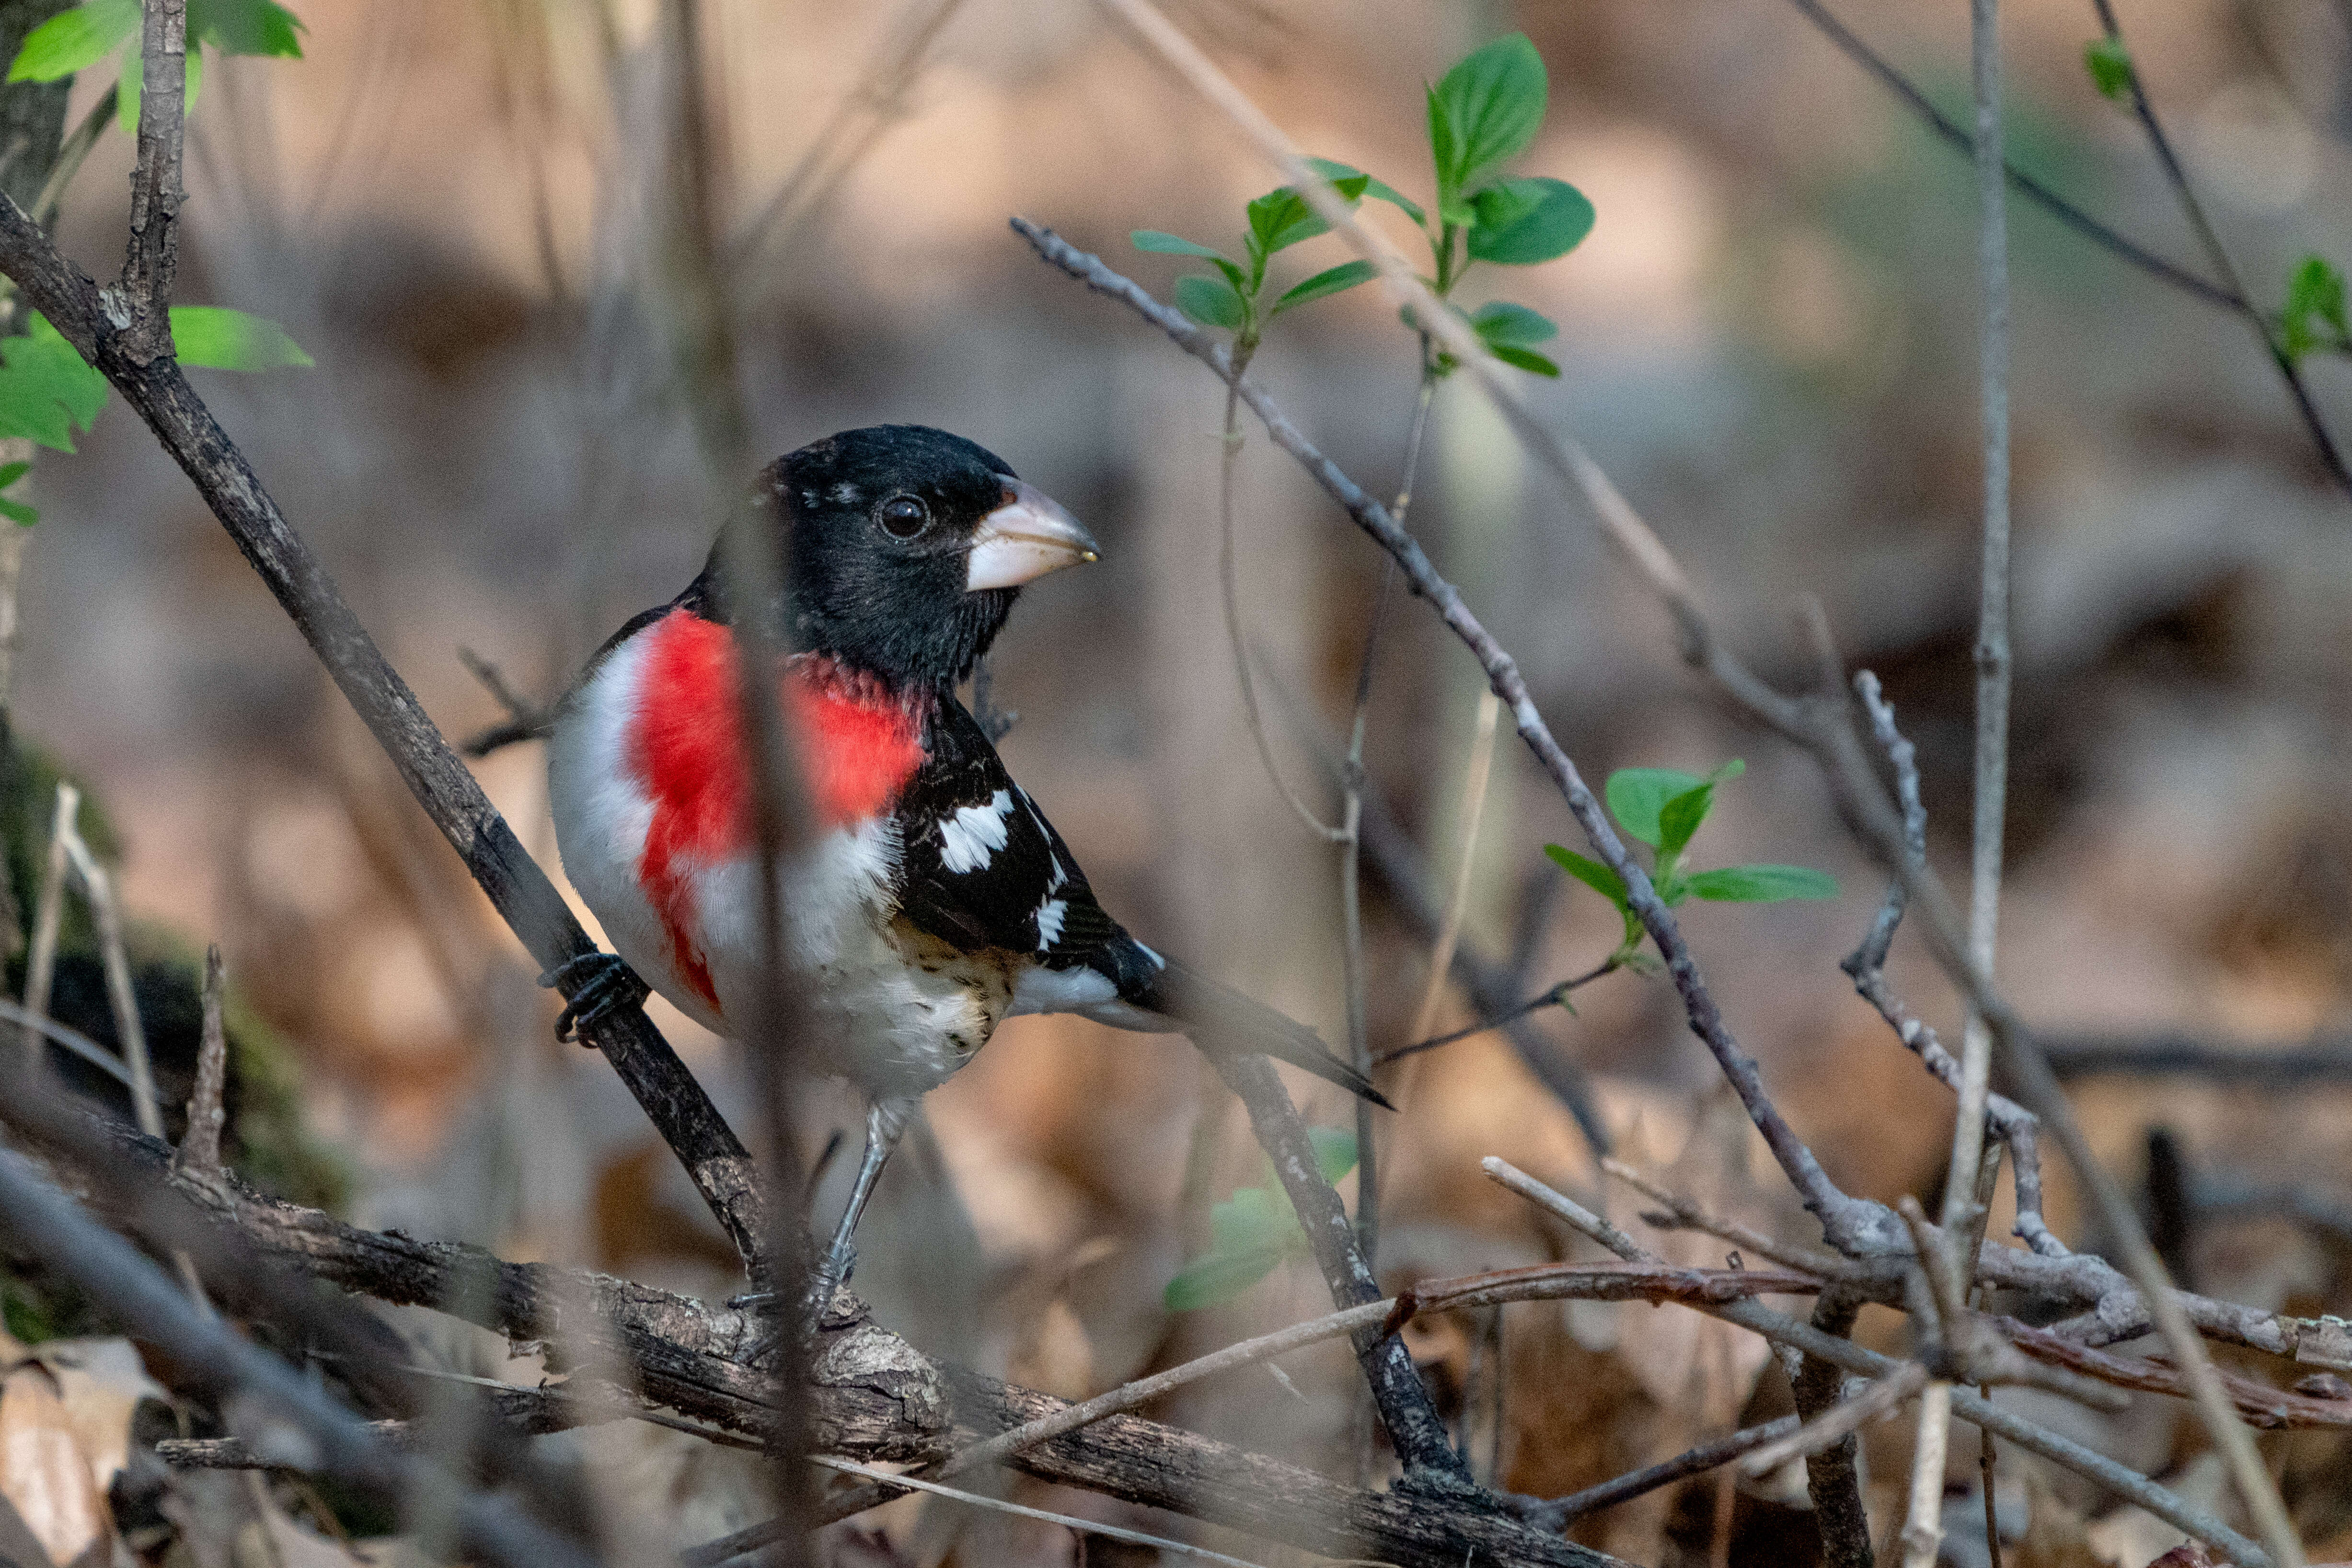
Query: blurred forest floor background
xmin=12 ymin=0 xmax=2352 ymax=1563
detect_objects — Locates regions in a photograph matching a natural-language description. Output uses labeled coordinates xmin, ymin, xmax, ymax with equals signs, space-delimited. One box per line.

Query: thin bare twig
xmin=1776 ymin=0 xmax=2234 ymax=310
xmin=1404 ymin=690 xmax=1502 ymax=1046
xmin=1909 ymin=0 xmax=2016 ymax=1552
xmin=18 ymin=777 xmax=69 ymax=1072
xmin=1746 ymin=1360 xmax=1931 ymax=1477
xmin=1600 ymin=1156 xmax=1864 ymax=1284
xmin=1374 ymin=957 xmax=1618 ymax=1067
xmin=0 ymin=996 xmax=161 ymax=1098
xmin=56 ymin=802 xmax=160 ymax=1139
xmin=1841 ymin=674 xmax=2062 ymax=1257
xmin=1346 ymin=348 xmax=1435 ymax=1260
xmin=176 ymin=942 xmax=226 ymax=1175
xmin=1219 ymin=373 xmax=1344 ymax=842
xmin=1530 ymin=1415 xmax=1800 ymax=1527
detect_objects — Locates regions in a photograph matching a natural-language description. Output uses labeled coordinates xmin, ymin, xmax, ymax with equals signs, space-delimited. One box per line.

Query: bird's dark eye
xmin=877 ymin=496 xmax=930 ymax=539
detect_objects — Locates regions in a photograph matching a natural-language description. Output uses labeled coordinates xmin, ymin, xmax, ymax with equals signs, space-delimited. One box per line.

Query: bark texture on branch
xmin=62 ymin=1117 xmax=1618 ymax=1568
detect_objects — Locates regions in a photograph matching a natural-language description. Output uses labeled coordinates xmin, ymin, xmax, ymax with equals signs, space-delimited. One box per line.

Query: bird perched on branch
xmin=545 ymin=424 xmax=1383 ymax=1314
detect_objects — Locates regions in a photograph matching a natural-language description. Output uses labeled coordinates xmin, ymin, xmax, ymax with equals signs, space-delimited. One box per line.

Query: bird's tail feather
xmin=1137 ymin=956 xmax=1391 ymax=1109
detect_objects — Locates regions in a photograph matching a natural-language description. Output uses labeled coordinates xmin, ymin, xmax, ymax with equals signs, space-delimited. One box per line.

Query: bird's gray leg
xmin=802 ymin=1095 xmax=915 ymax=1330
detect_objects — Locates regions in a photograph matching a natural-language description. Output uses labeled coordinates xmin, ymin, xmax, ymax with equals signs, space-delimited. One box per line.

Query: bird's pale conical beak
xmin=965 ymin=478 xmax=1102 ymax=591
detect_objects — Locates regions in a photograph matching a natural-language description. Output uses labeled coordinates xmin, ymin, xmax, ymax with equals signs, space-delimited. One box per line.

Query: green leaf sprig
xmin=11 ymin=0 xmax=304 ymax=133
xmin=1164 ymin=1128 xmax=1358 ymax=1311
xmin=1131 ymin=160 xmax=1384 ymax=366
xmin=1546 ymin=761 xmax=1839 ymax=966
xmin=1130 ymin=33 xmax=1594 ymax=377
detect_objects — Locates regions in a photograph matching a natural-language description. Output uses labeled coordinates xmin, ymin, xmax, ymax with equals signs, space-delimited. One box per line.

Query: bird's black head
xmin=702 ymin=425 xmax=1100 ymax=692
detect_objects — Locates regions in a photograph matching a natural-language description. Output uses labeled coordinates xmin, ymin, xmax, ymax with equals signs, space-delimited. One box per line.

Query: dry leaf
xmin=0 ymin=1359 xmax=113 ymax=1568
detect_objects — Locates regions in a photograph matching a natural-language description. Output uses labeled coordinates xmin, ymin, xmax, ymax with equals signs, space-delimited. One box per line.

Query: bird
xmin=543 ymin=424 xmax=1385 ymax=1314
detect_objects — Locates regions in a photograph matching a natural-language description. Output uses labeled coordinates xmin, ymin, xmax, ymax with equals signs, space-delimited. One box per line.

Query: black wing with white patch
xmin=892 ymin=697 xmax=1121 ymax=965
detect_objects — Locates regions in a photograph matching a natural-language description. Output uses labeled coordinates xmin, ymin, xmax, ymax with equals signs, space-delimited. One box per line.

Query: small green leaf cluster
xmin=2082 ymin=35 xmax=2135 ymax=104
xmin=2281 ymin=254 xmax=2350 ymax=365
xmin=1130 ymin=33 xmax=1592 ymax=376
xmin=1164 ymin=1127 xmax=1357 ymax=1311
xmin=0 ymin=306 xmax=310 ymax=518
xmin=1131 ymin=158 xmax=1390 ymax=350
xmin=1546 ymin=761 xmax=1839 ymax=963
xmin=11 ymin=0 xmax=304 ymax=132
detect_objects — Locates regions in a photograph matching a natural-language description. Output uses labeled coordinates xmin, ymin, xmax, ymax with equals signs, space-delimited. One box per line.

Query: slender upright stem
xmin=1219 ymin=368 xmax=1344 ymax=842
xmin=1906 ymin=2 xmax=2011 ymax=1559
xmin=1346 ymin=347 xmax=1436 ymax=1262
xmin=18 ymin=778 xmax=69 ymax=1073
xmin=119 ymin=0 xmax=184 ymax=362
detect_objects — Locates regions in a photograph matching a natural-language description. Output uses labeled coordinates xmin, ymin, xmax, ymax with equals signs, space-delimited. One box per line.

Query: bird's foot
xmin=733 ymin=1240 xmax=858 ymax=1364
xmin=538 ymin=951 xmax=650 ymax=1043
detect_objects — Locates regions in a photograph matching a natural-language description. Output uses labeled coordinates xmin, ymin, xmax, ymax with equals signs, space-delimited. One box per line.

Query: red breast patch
xmin=624 ymin=610 xmax=927 ymax=1011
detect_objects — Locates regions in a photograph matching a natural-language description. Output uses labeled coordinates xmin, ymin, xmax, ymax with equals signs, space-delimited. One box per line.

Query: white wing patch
xmin=1035 ymin=898 xmax=1068 ymax=948
xmin=939 ymin=789 xmax=1013 ymax=873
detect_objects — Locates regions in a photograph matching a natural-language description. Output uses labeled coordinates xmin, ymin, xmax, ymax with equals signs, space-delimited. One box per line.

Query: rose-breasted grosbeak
xmin=545 ymin=424 xmax=1383 ymax=1305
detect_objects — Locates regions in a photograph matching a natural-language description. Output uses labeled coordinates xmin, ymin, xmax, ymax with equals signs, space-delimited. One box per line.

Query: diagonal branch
xmin=1211 ymin=1051 xmax=1469 ymax=1485
xmin=0 ymin=186 xmax=774 ymax=1282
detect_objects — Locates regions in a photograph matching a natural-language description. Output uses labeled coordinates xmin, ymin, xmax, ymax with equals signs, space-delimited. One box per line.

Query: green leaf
xmin=0 ymin=312 xmax=109 ymax=452
xmin=0 ymin=496 xmax=36 ymax=528
xmin=1246 ymin=171 xmax=1368 ymax=258
xmin=0 ymin=462 xmax=30 ymax=490
xmin=1209 ymin=1184 xmax=1295 ymax=1255
xmin=1684 ymin=865 xmax=1841 ymax=903
xmin=1163 ymin=1247 xmax=1284 ymax=1311
xmin=1470 ymin=300 xmax=1558 ymax=348
xmin=1545 ymin=844 xmax=1628 ymax=911
xmin=1174 ymin=274 xmax=1248 ymax=331
xmin=1133 ymin=230 xmax=1228 ymax=260
xmin=1270 ymin=259 xmax=1377 ymax=315
xmin=2083 ymin=35 xmax=2133 ymax=103
xmin=2283 ymin=254 xmax=2349 ymax=363
xmin=188 ymin=0 xmax=303 ymax=58
xmin=1467 ymin=176 xmax=1595 ymax=266
xmin=1308 ymin=1126 xmax=1359 ymax=1184
xmin=1605 ymin=767 xmax=1707 ymax=848
xmin=1489 ymin=344 xmax=1559 ymax=376
xmin=1426 ymin=85 xmax=1460 ymax=204
xmin=168 ymin=306 xmax=313 ymax=370
xmin=1307 ymin=156 xmax=1426 ymax=226
xmin=1432 ymin=34 xmax=1547 ymax=194
xmin=9 ymin=0 xmax=138 ymax=83
xmin=1655 ymin=784 xmax=1715 ymax=865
